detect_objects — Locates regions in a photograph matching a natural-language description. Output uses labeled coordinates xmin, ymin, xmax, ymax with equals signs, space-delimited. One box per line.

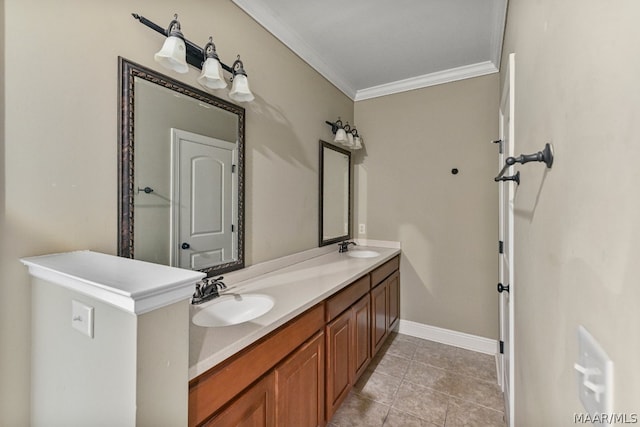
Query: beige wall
xmin=354 ymin=74 xmax=499 ymax=339
xmin=1 ymin=0 xmax=352 ymax=424
xmin=502 ymin=0 xmax=640 ymax=423
xmin=31 ymin=279 xmax=138 ymax=426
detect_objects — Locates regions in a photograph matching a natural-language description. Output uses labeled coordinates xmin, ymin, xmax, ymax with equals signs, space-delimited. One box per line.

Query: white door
xmin=498 ymin=53 xmax=516 ymax=426
xmin=171 ymin=129 xmax=237 ymax=270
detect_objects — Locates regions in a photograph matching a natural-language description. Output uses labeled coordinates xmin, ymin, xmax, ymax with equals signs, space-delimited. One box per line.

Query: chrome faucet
xmin=192 ymin=276 xmax=227 ymax=305
xmin=338 ymin=241 xmax=357 ymax=253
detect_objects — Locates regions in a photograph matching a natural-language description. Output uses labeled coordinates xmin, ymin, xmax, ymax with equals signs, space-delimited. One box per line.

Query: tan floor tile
xmin=413 ymin=342 xmax=458 ymax=370
xmin=330 ymin=392 xmax=390 ymax=427
xmin=404 ymin=360 xmax=455 ymax=393
xmin=449 ymin=348 xmax=497 ymax=383
xmin=391 ymin=380 xmax=449 ymax=426
xmin=447 ymin=373 xmax=504 ymax=412
xmin=369 ymin=351 xmax=412 ymax=378
xmin=445 ymin=398 xmax=506 ymax=427
xmin=381 ymin=336 xmax=419 ymax=360
xmin=383 ymin=408 xmax=440 ymax=427
xmin=354 ymin=370 xmax=402 ymax=405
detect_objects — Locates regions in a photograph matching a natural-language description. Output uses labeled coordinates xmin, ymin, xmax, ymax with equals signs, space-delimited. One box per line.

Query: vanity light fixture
xmin=325 ymin=118 xmax=363 ymax=150
xmin=153 ymin=14 xmax=188 ymax=73
xmin=133 ymin=13 xmax=255 ymax=102
xmin=228 ymin=56 xmax=255 ymax=103
xmin=197 ymin=37 xmax=227 ymax=90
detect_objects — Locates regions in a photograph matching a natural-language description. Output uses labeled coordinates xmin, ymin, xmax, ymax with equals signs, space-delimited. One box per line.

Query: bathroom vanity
xmin=20 ymin=244 xmax=399 ymax=426
xmin=188 ymin=245 xmax=401 ymax=427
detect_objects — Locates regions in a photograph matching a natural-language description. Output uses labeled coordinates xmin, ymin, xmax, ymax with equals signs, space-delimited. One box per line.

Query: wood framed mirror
xmin=118 ymin=57 xmax=245 ymax=276
xmin=319 ymin=140 xmax=351 ymax=246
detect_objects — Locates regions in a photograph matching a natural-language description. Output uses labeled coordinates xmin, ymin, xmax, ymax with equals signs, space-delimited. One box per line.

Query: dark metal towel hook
xmin=495 ymin=171 xmax=520 ymax=185
xmin=495 ymin=143 xmax=554 ymax=182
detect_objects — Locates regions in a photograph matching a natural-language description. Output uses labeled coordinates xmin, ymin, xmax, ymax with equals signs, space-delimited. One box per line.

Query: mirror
xmin=319 ymin=140 xmax=351 ymax=246
xmin=118 ymin=58 xmax=244 ymax=275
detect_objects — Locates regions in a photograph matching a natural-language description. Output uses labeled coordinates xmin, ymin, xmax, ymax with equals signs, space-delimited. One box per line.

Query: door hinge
xmin=231 ymin=224 xmax=235 ymax=232
xmin=499 ymin=340 xmax=504 ymax=354
xmin=499 ymin=240 xmax=504 ymax=254
xmin=232 ymin=164 xmax=236 ymax=173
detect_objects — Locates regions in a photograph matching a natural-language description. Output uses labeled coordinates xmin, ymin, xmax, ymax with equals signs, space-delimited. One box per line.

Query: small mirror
xmin=118 ymin=58 xmax=244 ymax=275
xmin=319 ymin=140 xmax=351 ymax=246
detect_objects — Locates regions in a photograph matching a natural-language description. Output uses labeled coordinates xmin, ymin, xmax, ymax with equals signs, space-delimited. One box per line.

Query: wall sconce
xmin=133 ymin=13 xmax=255 ymax=103
xmin=325 ymin=118 xmax=363 ymax=150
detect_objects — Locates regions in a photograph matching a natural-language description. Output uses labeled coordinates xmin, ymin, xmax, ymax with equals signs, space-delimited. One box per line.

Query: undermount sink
xmin=192 ymin=294 xmax=274 ymax=327
xmin=347 ymin=250 xmax=380 ymax=259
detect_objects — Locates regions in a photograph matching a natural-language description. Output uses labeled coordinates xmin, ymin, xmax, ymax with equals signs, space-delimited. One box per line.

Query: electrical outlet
xmin=72 ymin=300 xmax=94 ymax=338
xmin=359 ymin=224 xmax=366 ymax=234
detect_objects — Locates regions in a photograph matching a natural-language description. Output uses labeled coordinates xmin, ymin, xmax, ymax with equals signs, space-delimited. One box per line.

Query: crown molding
xmin=354 ymin=61 xmax=499 ymax=101
xmin=232 ymin=0 xmax=504 ymax=101
xmin=232 ymin=0 xmax=357 ymax=99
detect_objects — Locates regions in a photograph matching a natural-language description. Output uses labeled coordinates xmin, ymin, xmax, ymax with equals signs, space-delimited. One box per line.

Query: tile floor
xmin=328 ymin=332 xmax=506 ymax=427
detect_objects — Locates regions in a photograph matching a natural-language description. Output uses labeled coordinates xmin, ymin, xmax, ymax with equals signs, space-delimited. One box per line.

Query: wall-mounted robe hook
xmin=495 ymin=171 xmax=520 ymax=185
xmin=494 ymin=143 xmax=554 ymax=182
xmin=137 ymin=186 xmax=154 ymax=194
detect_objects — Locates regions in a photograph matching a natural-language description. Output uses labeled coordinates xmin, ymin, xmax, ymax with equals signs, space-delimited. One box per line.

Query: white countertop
xmin=189 ymin=244 xmax=401 ymax=379
xmin=21 ymin=251 xmax=206 ymax=315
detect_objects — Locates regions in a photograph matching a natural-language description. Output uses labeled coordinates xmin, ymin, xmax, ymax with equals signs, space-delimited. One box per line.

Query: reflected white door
xmin=498 ymin=53 xmax=516 ymax=427
xmin=171 ymin=129 xmax=237 ymax=270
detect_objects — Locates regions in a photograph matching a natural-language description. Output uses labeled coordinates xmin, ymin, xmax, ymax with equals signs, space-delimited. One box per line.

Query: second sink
xmin=347 ymin=250 xmax=380 ymax=259
xmin=192 ymin=294 xmax=274 ymax=327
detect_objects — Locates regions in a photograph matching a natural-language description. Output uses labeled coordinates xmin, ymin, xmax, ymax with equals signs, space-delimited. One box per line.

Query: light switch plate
xmin=575 ymin=325 xmax=613 ymax=415
xmin=72 ymin=300 xmax=94 ymax=338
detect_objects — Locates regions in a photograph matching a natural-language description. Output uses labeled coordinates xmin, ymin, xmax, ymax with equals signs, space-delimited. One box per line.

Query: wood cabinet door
xmin=371 ymin=281 xmax=388 ymax=356
xmin=351 ymin=294 xmax=371 ymax=381
xmin=202 ymin=373 xmax=275 ymax=427
xmin=325 ymin=309 xmax=352 ymax=420
xmin=387 ymin=271 xmax=400 ymax=331
xmin=274 ymin=332 xmax=325 ymax=427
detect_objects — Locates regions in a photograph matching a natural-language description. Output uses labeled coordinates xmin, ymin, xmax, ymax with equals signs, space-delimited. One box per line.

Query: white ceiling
xmin=232 ymin=0 xmax=507 ymax=101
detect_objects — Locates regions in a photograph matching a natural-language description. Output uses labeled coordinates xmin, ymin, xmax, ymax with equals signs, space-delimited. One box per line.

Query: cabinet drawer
xmin=325 ymin=275 xmax=370 ymax=322
xmin=371 ymin=256 xmax=399 ymax=287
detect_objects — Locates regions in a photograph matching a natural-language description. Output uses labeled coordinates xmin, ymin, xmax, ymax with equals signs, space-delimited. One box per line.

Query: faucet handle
xmin=207 ymin=276 xmax=227 ymax=289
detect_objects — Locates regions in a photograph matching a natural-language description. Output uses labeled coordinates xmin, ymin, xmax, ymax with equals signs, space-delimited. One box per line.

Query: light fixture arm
xmin=203 ymin=37 xmax=220 ymax=61
xmin=232 ymin=55 xmax=248 ymax=77
xmin=132 ymin=13 xmax=234 ymax=73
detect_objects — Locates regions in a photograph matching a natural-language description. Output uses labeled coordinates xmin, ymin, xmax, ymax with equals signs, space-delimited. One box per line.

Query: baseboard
xmin=397 ymin=319 xmax=498 ymax=355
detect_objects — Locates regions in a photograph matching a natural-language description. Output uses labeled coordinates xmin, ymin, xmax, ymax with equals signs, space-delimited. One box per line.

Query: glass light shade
xmin=334 ymin=128 xmax=348 ymax=144
xmin=154 ymin=36 xmax=188 ymax=74
xmin=353 ymin=136 xmax=362 ymax=150
xmin=198 ymin=57 xmax=227 ymax=90
xmin=229 ymin=74 xmax=255 ymax=102
xmin=345 ymin=132 xmax=354 ymax=147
